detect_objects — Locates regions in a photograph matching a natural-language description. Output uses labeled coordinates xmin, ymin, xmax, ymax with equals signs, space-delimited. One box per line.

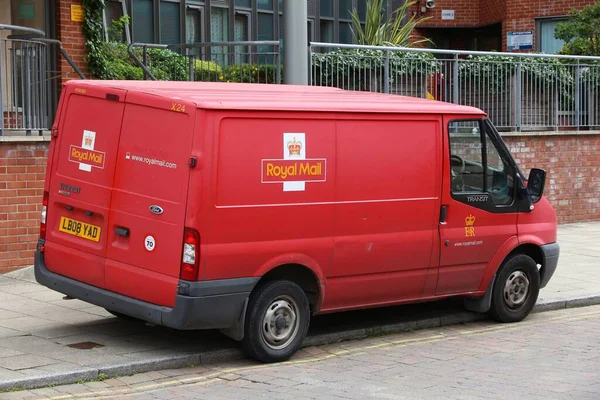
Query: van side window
xmin=448 ymin=120 xmax=515 ymax=206
xmin=448 ymin=121 xmax=485 ymax=193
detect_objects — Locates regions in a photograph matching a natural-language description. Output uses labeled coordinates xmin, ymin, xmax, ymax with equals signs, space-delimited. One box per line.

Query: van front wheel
xmin=242 ymin=280 xmax=310 ymax=363
xmin=489 ymin=254 xmax=540 ymax=323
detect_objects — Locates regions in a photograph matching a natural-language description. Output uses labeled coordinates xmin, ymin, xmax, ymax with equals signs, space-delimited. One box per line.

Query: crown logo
xmin=84 ymin=135 xmax=93 ymax=147
xmin=465 ymin=214 xmax=476 ymax=226
xmin=287 ymin=137 xmax=302 ymax=156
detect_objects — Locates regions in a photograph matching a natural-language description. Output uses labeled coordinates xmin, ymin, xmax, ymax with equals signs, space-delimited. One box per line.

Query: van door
xmin=437 ymin=118 xmax=518 ymax=295
xmin=44 ymin=85 xmax=127 ymax=288
xmin=104 ymin=96 xmax=195 ymax=307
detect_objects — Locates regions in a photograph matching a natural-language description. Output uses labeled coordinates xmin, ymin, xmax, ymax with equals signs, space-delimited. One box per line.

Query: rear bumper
xmin=540 ymin=242 xmax=560 ymax=289
xmin=34 ymin=251 xmax=259 ymax=330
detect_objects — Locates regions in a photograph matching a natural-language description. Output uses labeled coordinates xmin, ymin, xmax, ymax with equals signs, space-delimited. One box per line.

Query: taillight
xmin=40 ymin=191 xmax=49 ymax=240
xmin=180 ymin=227 xmax=200 ymax=281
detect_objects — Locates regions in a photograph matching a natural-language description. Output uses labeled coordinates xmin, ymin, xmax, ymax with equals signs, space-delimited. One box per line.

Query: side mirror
xmin=527 ymin=168 xmax=546 ymax=203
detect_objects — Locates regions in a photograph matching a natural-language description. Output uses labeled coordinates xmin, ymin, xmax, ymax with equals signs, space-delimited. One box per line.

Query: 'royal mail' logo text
xmin=262 ymin=159 xmax=326 ymax=183
xmin=69 ymin=145 xmax=106 ymax=169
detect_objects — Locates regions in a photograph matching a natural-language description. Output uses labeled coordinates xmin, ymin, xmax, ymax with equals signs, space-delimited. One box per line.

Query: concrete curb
xmin=2 ymin=293 xmax=600 ymax=392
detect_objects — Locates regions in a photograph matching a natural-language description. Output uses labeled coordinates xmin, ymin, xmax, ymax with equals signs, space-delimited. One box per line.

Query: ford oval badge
xmin=149 ymin=205 xmax=164 ymax=215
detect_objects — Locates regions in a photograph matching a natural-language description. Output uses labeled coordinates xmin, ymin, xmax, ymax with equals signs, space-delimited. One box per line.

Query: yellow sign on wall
xmin=71 ymin=4 xmax=84 ymax=22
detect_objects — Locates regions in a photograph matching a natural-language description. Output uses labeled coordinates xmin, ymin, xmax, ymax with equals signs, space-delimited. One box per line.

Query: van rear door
xmin=44 ymin=85 xmax=127 ymax=288
xmin=104 ymin=94 xmax=196 ymax=307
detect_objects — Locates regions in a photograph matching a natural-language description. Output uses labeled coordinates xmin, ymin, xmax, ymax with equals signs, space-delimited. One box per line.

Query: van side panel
xmin=205 ymin=114 xmax=335 ymax=282
xmin=323 ymin=117 xmax=441 ymax=310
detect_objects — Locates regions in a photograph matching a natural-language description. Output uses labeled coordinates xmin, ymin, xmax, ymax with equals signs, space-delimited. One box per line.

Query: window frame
xmin=447 ymin=118 xmax=522 ymax=212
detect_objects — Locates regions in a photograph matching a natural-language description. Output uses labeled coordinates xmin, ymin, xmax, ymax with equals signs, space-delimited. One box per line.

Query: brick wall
xmin=479 ymin=0 xmax=506 ymax=26
xmin=411 ymin=0 xmax=481 ymax=28
xmin=502 ymin=133 xmax=600 ymax=223
xmin=57 ymin=0 xmax=87 ymax=82
xmin=1 ymin=133 xmax=598 ymax=271
xmin=0 ymin=140 xmax=49 ymax=274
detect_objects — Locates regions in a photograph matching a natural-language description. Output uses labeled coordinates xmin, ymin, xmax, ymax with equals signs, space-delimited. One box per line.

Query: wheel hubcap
xmin=503 ymin=270 xmax=530 ymax=309
xmin=261 ymin=295 xmax=299 ymax=350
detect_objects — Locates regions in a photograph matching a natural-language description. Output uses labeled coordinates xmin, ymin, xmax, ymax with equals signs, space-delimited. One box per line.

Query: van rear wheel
xmin=489 ymin=254 xmax=540 ymax=323
xmin=242 ymin=280 xmax=310 ymax=363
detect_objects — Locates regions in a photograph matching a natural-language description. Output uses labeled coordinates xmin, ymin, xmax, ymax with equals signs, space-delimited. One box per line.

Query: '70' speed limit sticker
xmin=145 ymin=236 xmax=156 ymax=252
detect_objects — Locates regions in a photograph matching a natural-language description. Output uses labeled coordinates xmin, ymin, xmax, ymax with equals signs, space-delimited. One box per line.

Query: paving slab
xmin=0 ymin=222 xmax=599 ymax=391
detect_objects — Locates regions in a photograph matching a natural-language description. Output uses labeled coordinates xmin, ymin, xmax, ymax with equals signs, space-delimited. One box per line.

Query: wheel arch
xmin=256 ymin=263 xmax=323 ymax=314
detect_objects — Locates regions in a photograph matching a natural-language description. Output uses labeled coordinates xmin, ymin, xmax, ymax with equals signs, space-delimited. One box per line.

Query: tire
xmin=489 ymin=254 xmax=540 ymax=323
xmin=242 ymin=280 xmax=310 ymax=363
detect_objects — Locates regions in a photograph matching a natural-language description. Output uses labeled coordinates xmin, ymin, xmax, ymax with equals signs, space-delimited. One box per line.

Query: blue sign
xmin=507 ymin=31 xmax=533 ymax=51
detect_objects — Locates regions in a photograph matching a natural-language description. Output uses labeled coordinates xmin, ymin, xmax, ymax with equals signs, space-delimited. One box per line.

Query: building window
xmin=104 ymin=0 xmax=127 ymax=41
xmin=160 ymin=1 xmax=180 ymax=45
xmin=185 ymin=6 xmax=204 ymax=44
xmin=257 ymin=0 xmax=273 ymax=10
xmin=537 ymin=18 xmax=566 ymax=54
xmin=211 ymin=7 xmax=229 ymax=64
xmin=235 ymin=11 xmax=250 ymax=63
xmin=339 ymin=21 xmax=353 ymax=44
xmin=132 ymin=0 xmax=154 ymax=43
xmin=357 ymin=0 xmax=367 ymax=20
xmin=320 ymin=20 xmax=334 ymax=42
xmin=339 ymin=0 xmax=353 ymax=20
xmin=235 ymin=0 xmax=251 ymax=7
xmin=320 ymin=0 xmax=333 ymax=18
xmin=258 ymin=12 xmax=275 ymax=64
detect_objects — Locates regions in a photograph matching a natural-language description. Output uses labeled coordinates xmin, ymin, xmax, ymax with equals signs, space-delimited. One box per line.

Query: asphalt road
xmin=9 ymin=305 xmax=600 ymax=400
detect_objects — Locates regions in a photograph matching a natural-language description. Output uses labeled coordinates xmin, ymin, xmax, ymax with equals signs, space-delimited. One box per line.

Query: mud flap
xmin=219 ymin=297 xmax=249 ymax=341
xmin=463 ymin=275 xmax=496 ymax=313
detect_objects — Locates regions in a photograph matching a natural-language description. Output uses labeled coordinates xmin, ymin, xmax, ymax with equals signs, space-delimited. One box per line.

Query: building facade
xmin=411 ymin=0 xmax=598 ymax=53
xmin=1 ymin=0 xmax=598 ymax=79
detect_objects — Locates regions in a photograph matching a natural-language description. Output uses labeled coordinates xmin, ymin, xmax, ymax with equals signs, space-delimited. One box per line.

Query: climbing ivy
xmin=81 ymin=0 xmax=106 ymax=78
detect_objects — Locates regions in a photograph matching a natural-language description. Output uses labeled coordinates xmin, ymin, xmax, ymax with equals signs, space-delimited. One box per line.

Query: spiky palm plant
xmin=350 ymin=0 xmax=432 ymax=47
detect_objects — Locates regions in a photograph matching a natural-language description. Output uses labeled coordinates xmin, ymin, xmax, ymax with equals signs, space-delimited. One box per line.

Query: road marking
xmin=38 ymin=308 xmax=600 ymax=400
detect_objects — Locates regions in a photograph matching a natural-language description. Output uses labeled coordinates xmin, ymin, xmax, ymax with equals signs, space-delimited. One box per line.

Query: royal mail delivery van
xmin=35 ymin=80 xmax=559 ymax=363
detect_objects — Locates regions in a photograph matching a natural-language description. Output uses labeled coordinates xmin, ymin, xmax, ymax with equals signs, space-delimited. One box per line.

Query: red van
xmin=35 ymin=80 xmax=559 ymax=362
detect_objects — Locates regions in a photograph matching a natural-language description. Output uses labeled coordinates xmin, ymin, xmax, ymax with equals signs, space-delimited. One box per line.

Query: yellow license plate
xmin=58 ymin=216 xmax=102 ymax=242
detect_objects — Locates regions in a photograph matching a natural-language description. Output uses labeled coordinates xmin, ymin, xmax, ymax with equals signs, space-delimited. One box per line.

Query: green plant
xmin=82 ymin=0 xmax=106 ymax=78
xmin=222 ymin=64 xmax=282 ymax=84
xmin=143 ymin=47 xmax=189 ymax=81
xmin=349 ymin=0 xmax=432 ymax=47
xmin=311 ymin=48 xmax=439 ymax=90
xmin=107 ymin=15 xmax=130 ymax=42
xmin=193 ymin=60 xmax=222 ymax=82
xmin=457 ymin=54 xmax=575 ymax=95
xmin=555 ymin=3 xmax=600 ymax=56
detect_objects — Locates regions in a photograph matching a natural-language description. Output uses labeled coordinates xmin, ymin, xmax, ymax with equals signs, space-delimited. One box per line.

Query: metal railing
xmin=127 ymin=41 xmax=282 ymax=84
xmin=1 ymin=24 xmax=85 ymax=136
xmin=310 ymin=42 xmax=600 ymax=132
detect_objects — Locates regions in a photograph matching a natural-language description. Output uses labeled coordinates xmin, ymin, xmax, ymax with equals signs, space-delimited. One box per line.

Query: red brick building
xmin=412 ymin=0 xmax=598 ymax=52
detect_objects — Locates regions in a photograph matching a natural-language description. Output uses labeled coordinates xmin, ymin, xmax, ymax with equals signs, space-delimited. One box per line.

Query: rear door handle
xmin=115 ymin=227 xmax=129 ymax=237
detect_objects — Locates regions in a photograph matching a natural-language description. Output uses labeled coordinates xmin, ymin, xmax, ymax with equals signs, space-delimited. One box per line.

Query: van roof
xmin=66 ymin=80 xmax=486 ymax=116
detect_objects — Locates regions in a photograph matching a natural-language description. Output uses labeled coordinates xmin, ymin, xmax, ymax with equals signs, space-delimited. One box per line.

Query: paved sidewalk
xmin=0 ymin=222 xmax=599 ymax=391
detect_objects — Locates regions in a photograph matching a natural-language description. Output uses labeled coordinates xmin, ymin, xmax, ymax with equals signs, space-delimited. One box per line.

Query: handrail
xmin=310 ymin=42 xmax=600 ymax=62
xmin=33 ymin=38 xmax=86 ymax=79
xmin=0 ymin=24 xmax=45 ymax=37
xmin=0 ymin=24 xmax=85 ymax=135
